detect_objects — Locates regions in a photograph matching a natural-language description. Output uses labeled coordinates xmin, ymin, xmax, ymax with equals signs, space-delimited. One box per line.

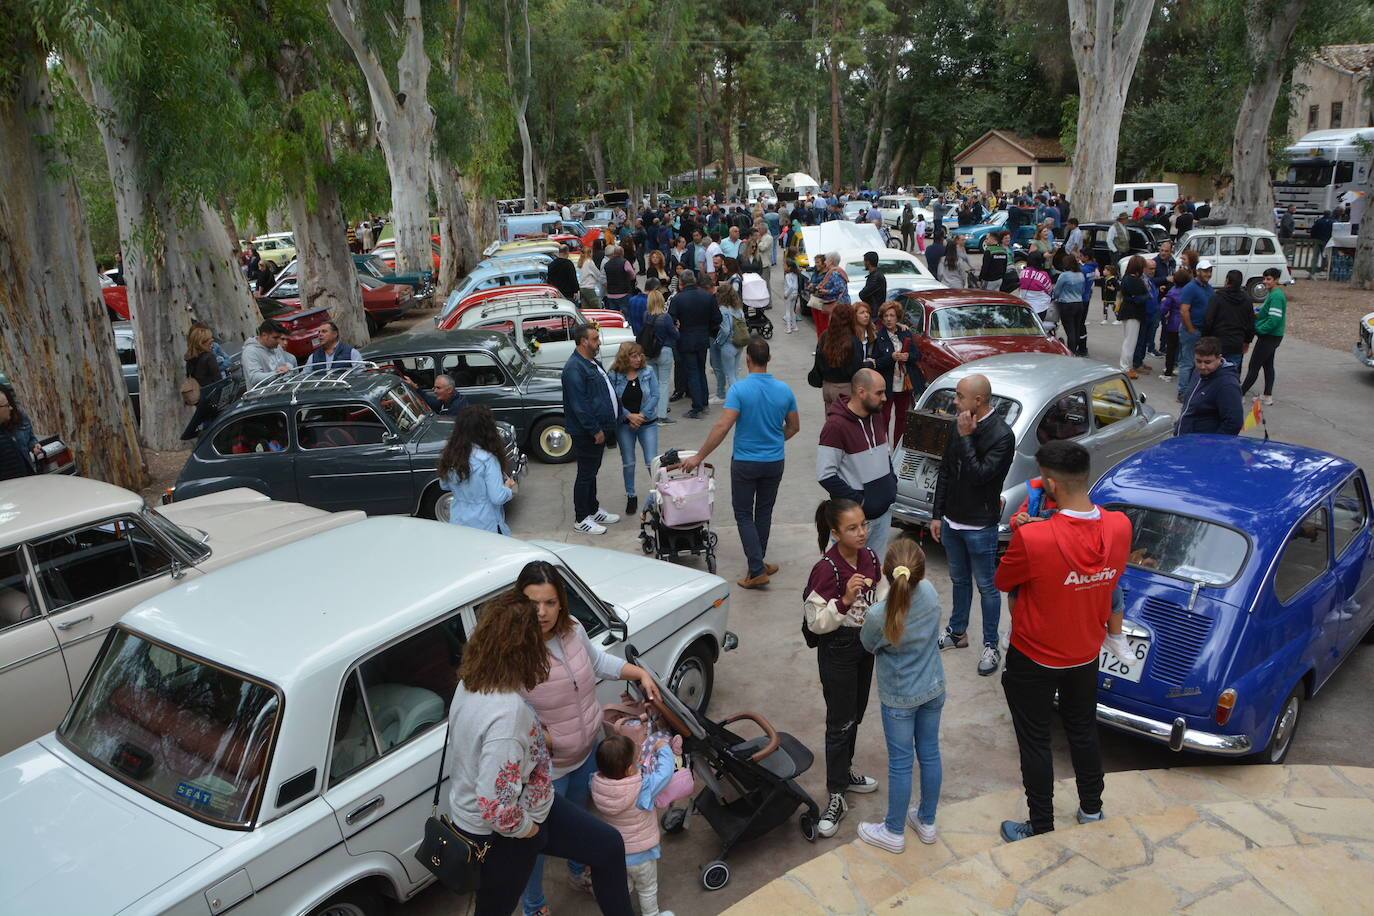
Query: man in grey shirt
xmin=241 ymin=320 xmax=295 ymax=386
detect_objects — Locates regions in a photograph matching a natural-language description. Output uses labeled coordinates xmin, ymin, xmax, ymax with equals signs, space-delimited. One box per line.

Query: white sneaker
xmin=907 ymin=809 xmax=938 ymax=844
xmin=1110 ymin=318 xmax=1121 ymax=325
xmin=710 ymin=395 xmax=725 ymax=404
xmin=1099 ymin=318 xmax=1108 ymax=325
xmin=1262 ymin=395 xmax=1273 ymax=406
xmin=857 ymin=821 xmax=905 ymax=854
xmin=574 ymin=517 xmax=607 ymax=535
xmin=591 ymin=508 xmax=620 ymax=525
xmin=817 ymin=793 xmax=848 ymax=838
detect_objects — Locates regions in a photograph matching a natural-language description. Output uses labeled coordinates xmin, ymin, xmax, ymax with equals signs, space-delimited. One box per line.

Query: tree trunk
xmin=807 ymin=0 xmax=822 ymax=179
xmin=827 ymin=7 xmax=842 ymax=190
xmin=1217 ymin=0 xmax=1308 ymax=227
xmin=693 ymin=79 xmax=704 ymax=200
xmin=73 ymin=59 xmax=257 ymax=450
xmin=719 ymin=59 xmax=735 ymax=193
xmin=431 ymin=159 xmax=479 ymax=299
xmin=869 ymin=51 xmax=899 ymax=188
xmin=586 ymin=131 xmax=608 ymax=194
xmin=217 ymin=194 xmax=241 ymax=248
xmin=1067 ymin=0 xmax=1155 ymax=220
xmin=284 ymin=176 xmax=369 ymax=346
xmin=0 ymin=52 xmax=143 ymax=486
xmin=1354 ymin=173 xmax=1374 ymax=288
xmin=503 ymin=0 xmax=535 ymax=211
xmin=328 ymin=0 xmax=434 ymax=277
xmin=937 ymin=134 xmax=953 ymax=187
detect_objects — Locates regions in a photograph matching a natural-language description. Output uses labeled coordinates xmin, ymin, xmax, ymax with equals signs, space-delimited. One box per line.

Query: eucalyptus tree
xmin=0 ymin=2 xmax=143 ymax=486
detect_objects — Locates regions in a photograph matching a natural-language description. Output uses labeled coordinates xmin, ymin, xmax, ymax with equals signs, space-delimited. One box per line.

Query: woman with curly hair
xmin=436 ymin=405 xmax=515 ymax=533
xmin=515 ymin=560 xmax=659 ymax=916
xmin=811 ymin=301 xmax=866 ymax=406
xmin=446 ymin=591 xmax=634 ymax=916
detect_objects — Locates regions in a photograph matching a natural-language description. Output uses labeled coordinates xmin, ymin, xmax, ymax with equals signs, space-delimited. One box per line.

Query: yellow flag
xmin=1242 ymin=398 xmax=1263 ymax=432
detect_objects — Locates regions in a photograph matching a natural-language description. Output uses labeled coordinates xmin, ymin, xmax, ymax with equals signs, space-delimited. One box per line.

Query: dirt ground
xmin=1283 ymin=278 xmax=1373 ymax=353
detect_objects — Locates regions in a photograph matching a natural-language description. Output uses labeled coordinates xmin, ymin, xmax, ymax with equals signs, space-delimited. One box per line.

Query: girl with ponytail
xmin=856 ymin=536 xmax=946 ymax=855
xmin=803 ymin=498 xmax=886 ymax=839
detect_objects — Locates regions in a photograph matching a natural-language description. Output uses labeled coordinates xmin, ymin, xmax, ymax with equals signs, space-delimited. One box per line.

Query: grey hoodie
xmin=241 ymin=338 xmax=295 ymax=386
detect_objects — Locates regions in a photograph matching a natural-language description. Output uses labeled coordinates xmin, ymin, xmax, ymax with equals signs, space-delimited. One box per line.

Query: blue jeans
xmin=615 ymin=421 xmax=660 ymax=498
xmin=1176 ymin=329 xmax=1200 ymax=396
xmin=709 ymin=343 xmax=725 ymax=398
xmin=866 ymin=506 xmax=895 ymax=560
xmin=942 ymin=521 xmax=1001 ymax=647
xmin=721 ymin=342 xmax=741 ymax=394
xmin=522 ymin=751 xmax=598 ymax=914
xmin=655 ymin=348 xmax=674 ymax=408
xmin=1133 ymin=313 xmax=1159 ymax=367
xmin=881 ymin=695 xmax=945 ymax=833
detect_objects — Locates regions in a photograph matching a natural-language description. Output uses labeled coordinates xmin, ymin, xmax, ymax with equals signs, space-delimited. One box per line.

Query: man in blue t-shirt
xmin=682 ymin=336 xmax=800 ymax=588
xmin=1175 ymin=259 xmax=1214 ymax=400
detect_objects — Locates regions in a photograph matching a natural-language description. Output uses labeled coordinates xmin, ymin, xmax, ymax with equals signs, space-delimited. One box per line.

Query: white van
xmin=1109 ymin=182 xmax=1179 ymax=218
xmin=776 ymin=171 xmax=821 ymax=201
xmin=743 ymin=174 xmax=777 ymax=204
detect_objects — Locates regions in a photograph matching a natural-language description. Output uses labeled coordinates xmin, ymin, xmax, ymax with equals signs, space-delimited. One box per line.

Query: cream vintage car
xmin=0 ymin=517 xmax=733 ymax=915
xmin=0 ymin=476 xmax=362 ymax=753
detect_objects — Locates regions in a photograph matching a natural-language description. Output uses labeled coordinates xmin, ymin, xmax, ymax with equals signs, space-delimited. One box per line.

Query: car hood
xmin=0 ymin=741 xmax=221 ymax=913
xmin=931 ymin=335 xmax=1069 ymax=363
xmin=160 ymin=489 xmax=363 ymax=566
xmin=532 ymin=541 xmax=725 ymax=630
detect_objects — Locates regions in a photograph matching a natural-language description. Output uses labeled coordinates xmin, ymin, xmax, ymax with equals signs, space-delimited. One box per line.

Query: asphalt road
xmin=396 ymin=267 xmax=1374 ymax=916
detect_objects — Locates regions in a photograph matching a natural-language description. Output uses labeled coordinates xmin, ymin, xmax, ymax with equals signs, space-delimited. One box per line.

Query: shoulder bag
xmin=414 ymin=713 xmax=489 ymax=894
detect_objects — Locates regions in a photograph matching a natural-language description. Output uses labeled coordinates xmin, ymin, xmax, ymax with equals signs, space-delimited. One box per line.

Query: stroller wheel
xmin=799 ymin=812 xmax=819 ymax=843
xmin=661 ymin=807 xmax=687 ymax=834
xmin=701 ymin=860 xmax=730 ymax=891
xmin=641 ymin=535 xmax=656 ymax=556
xmin=706 ymin=552 xmax=717 ymax=574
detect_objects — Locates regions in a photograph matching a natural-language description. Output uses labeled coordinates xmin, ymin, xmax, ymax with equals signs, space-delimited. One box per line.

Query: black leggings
xmin=1241 ymin=334 xmax=1282 ymax=396
xmin=817 ymin=628 xmax=874 ymax=793
xmin=467 ymin=794 xmax=633 ymax=916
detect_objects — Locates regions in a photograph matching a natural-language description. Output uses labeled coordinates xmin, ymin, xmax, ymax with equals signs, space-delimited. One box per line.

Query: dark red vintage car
xmin=897 ymin=289 xmax=1071 ymax=382
xmin=255 ymin=297 xmax=331 ymax=361
xmin=268 ymin=265 xmax=415 ymax=335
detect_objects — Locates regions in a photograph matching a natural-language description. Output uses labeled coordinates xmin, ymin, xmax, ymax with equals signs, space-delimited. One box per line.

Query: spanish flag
xmin=1242 ymin=398 xmax=1268 ymax=439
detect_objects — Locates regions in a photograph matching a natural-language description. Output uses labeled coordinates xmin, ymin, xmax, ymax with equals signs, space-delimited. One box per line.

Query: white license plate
xmin=918 ymin=462 xmax=939 ymax=500
xmin=1099 ymin=636 xmax=1149 ymax=682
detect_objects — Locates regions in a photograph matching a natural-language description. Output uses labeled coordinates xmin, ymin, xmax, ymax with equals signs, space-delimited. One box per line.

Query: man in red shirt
xmin=993 ymin=440 xmax=1132 ymax=842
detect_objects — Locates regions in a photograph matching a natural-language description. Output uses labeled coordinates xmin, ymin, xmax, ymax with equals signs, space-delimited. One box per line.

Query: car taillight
xmin=1214 ymin=688 xmax=1237 ymax=726
xmin=162 ymin=487 xmax=175 ymax=505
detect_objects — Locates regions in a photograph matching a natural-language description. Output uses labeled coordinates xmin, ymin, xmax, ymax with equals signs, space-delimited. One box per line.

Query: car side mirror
xmin=1138 ymin=392 xmax=1147 ymax=404
xmin=608 ymin=604 xmax=629 ymax=641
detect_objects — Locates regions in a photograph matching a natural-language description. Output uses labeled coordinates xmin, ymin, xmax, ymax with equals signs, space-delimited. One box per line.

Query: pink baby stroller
xmin=638 ymin=448 xmax=719 ymax=573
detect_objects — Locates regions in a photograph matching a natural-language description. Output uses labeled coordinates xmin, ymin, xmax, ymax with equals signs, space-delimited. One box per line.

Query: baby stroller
xmin=622 ymin=647 xmax=821 ymax=892
xmin=739 ymin=272 xmax=774 ymax=339
xmin=639 ymin=449 xmax=718 ymax=574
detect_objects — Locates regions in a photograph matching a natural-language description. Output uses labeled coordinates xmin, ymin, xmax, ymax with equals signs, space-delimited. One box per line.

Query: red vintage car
xmin=268 ymin=265 xmax=416 ymax=335
xmin=437 ymin=285 xmax=626 ymax=332
xmin=255 ymin=298 xmax=331 ymax=361
xmin=896 ymin=289 xmax=1071 ymax=382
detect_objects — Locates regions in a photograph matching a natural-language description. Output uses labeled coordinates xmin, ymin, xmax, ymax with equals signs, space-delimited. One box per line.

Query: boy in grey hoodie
xmin=241 ymin=320 xmax=295 ymax=386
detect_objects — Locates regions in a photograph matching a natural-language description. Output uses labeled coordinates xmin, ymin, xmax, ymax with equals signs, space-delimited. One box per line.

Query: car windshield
xmin=922 ymin=387 xmax=1022 ymax=425
xmin=60 ymin=628 xmax=281 ymax=828
xmin=845 ymin=257 xmax=930 ymax=278
xmin=358 ymin=257 xmax=386 ymax=279
xmin=1110 ymin=506 xmax=1250 ymax=585
xmin=141 ymin=507 xmax=210 ymax=563
xmin=495 ymin=337 xmax=532 ymax=379
xmin=931 ymin=304 xmax=1043 ymax=339
xmin=269 ymin=276 xmax=300 ymax=298
xmin=381 ymin=385 xmax=426 ymax=432
xmin=256 ymin=298 xmax=294 ymax=319
xmin=1283 ymin=163 xmax=1333 ymax=187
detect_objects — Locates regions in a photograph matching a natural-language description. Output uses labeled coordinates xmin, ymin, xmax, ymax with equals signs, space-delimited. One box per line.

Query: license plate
xmin=1099 ymin=636 xmax=1149 ymax=682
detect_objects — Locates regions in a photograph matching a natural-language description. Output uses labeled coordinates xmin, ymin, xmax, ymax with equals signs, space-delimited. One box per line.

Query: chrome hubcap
xmin=1271 ymin=698 xmax=1298 ymax=759
xmin=542 ymin=426 xmax=570 ymax=458
xmin=670 ymin=658 xmax=706 ymax=710
xmin=434 ymin=492 xmax=453 ymax=523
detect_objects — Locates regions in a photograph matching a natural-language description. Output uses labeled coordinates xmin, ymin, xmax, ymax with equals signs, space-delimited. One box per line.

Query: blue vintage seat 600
xmin=1090 ymin=435 xmax=1374 ymax=764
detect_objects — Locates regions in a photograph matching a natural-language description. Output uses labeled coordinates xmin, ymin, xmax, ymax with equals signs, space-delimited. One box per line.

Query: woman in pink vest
xmin=517 ymin=561 xmax=659 ymax=916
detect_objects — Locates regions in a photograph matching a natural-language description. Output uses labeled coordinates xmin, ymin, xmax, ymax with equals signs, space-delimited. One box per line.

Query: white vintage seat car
xmin=0 ymin=517 xmax=733 ymax=915
xmin=0 ymin=476 xmax=362 ymax=754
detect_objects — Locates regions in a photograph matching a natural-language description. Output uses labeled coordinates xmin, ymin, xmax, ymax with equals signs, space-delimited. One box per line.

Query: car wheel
xmin=308 ymin=886 xmax=383 ymax=916
xmin=418 ymin=486 xmax=452 ymax=523
xmin=366 ymin=314 xmax=380 ymax=335
xmin=1246 ymin=277 xmax=1266 ymax=302
xmin=1262 ymin=686 xmax=1303 ymax=765
xmin=530 ymin=416 xmax=574 ymax=463
xmin=668 ymin=642 xmax=714 ymax=714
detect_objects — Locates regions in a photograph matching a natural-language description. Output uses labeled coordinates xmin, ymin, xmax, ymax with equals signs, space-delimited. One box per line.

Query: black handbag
xmin=414 ymin=716 xmax=489 ymax=893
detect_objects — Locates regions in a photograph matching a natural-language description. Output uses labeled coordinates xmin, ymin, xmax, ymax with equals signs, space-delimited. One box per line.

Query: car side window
xmin=1133 ymin=189 xmax=1152 ymax=202
xmin=376 ymin=355 xmax=436 ymax=390
xmin=442 ymin=352 xmax=506 ymax=389
xmin=297 ymin=404 xmax=387 ymax=449
xmin=1195 ymin=237 xmax=1216 ymax=256
xmin=1036 ymin=392 xmax=1089 ymax=444
xmin=559 ymin=570 xmax=607 ymax=638
xmin=525 ymin=315 xmax=575 ymax=345
xmin=330 ymin=672 xmax=380 ymax=786
xmin=1219 ymin=236 xmax=1251 ymax=256
xmin=1113 ymin=190 xmax=1127 ymax=203
xmin=1332 ymin=476 xmax=1369 ymax=558
xmin=1090 ymin=377 xmax=1135 ymax=428
xmin=902 ymin=303 xmax=925 ymax=336
xmin=0 ymin=548 xmax=39 ymax=631
xmin=212 ymin=411 xmax=289 ymax=457
xmin=1254 ymin=237 xmax=1277 ymax=255
xmin=30 ymin=518 xmax=173 ymax=613
xmin=359 ymin=615 xmax=464 ymax=752
xmin=1274 ymin=506 xmax=1330 ymax=603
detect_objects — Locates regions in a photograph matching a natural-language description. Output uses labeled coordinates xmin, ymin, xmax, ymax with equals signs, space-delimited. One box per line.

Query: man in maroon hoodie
xmin=993 ymin=440 xmax=1132 ymax=843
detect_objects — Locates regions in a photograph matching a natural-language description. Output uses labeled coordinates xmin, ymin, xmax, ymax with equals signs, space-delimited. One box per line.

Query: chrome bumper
xmin=1096 ymin=703 xmax=1253 ymax=755
xmin=891 ymin=501 xmax=1011 ymax=539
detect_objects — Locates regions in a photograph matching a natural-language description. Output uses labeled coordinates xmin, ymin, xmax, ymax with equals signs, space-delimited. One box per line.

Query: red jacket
xmin=994 ymin=508 xmax=1131 ymax=667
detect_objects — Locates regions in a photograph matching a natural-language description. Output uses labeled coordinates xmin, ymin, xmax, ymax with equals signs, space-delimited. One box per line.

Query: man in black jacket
xmin=668 ymin=270 xmax=721 ymax=418
xmin=0 ymin=390 xmax=35 ymax=481
xmin=857 ymin=251 xmax=887 ymax=312
xmin=930 ymin=373 xmax=1016 ymax=676
xmin=1176 ymin=337 xmax=1243 ymax=435
xmin=546 ymin=243 xmax=580 ymax=300
xmin=1202 ymin=270 xmax=1256 ymax=370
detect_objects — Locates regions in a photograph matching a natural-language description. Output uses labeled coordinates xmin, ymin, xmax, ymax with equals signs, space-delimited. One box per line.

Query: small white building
xmin=1288 ymin=44 xmax=1374 ymax=144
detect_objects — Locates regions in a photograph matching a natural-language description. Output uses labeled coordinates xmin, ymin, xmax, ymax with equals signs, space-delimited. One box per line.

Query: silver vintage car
xmin=891 ymin=354 xmax=1174 ymax=540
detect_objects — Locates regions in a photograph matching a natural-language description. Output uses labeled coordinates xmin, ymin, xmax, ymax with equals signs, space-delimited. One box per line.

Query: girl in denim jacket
xmin=858 ymin=537 xmax=945 ymax=854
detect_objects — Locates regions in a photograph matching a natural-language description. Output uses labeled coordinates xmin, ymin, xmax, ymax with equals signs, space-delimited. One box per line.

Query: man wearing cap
xmin=1175 ymin=259 xmax=1214 ymax=400
xmin=1107 ymin=212 xmax=1130 ymax=260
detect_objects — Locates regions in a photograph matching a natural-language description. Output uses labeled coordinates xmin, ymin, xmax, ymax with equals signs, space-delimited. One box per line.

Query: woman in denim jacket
xmin=607 ymin=342 xmax=659 ymax=515
xmin=858 ymin=536 xmax=945 ymax=854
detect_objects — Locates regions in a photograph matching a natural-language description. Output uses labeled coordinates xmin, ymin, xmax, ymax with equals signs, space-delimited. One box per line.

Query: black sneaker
xmin=817 ymin=792 xmax=848 ymax=838
xmin=669 ymin=392 xmax=686 ymax=402
xmin=626 ymin=496 xmax=638 ymax=514
xmin=937 ymin=627 xmax=969 ymax=650
xmin=845 ymin=770 xmax=878 ymax=794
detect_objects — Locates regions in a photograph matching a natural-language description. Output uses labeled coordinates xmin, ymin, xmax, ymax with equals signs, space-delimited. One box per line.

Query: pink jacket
xmin=591 ymin=772 xmax=659 ymax=854
xmin=521 ymin=627 xmax=602 ymax=773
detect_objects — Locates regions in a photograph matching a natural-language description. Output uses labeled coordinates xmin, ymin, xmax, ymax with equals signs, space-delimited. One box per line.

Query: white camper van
xmin=776 ymin=171 xmax=822 ymax=201
xmin=743 ymin=173 xmax=777 ymax=204
xmin=1273 ymin=127 xmax=1374 ymax=232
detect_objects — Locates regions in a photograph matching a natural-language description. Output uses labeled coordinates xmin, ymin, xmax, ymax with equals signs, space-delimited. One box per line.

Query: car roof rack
xmin=243 ymin=362 xmax=383 ymax=404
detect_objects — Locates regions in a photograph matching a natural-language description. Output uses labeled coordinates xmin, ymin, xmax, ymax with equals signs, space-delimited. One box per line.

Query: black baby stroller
xmin=739 ymin=272 xmax=774 ymax=339
xmin=622 ymin=647 xmax=821 ymax=892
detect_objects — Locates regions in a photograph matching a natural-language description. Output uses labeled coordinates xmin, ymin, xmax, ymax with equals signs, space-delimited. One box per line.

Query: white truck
xmin=1273 ymin=127 xmax=1374 ymax=233
xmin=743 ymin=173 xmax=777 ymax=204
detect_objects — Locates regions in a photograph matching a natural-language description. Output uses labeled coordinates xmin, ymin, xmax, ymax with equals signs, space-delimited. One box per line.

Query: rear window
xmin=61 ymin=629 xmax=281 ymax=828
xmin=930 ymin=304 xmax=1043 ymax=339
xmin=922 ymin=387 xmax=1022 ymax=426
xmin=1111 ymin=506 xmax=1250 ymax=586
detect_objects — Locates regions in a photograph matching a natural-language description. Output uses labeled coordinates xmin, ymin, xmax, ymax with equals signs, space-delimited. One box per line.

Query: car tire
xmin=668 ymin=641 xmax=714 ymax=714
xmin=308 ymin=885 xmax=384 ymax=916
xmin=366 ymin=314 xmax=380 ymax=335
xmin=418 ymin=485 xmax=451 ymax=522
xmin=1261 ymin=686 xmax=1303 ymax=765
xmin=530 ymin=416 xmax=574 ymax=463
xmin=1246 ymin=277 xmax=1266 ymax=302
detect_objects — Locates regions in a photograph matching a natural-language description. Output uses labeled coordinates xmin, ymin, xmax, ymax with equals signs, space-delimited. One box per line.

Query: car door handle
xmin=346 ymin=795 xmax=385 ymax=825
xmin=54 ymin=614 xmax=94 ymax=631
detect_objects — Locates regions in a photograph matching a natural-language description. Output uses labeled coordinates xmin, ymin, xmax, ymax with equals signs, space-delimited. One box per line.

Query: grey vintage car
xmin=892 ymin=353 xmax=1174 ymax=540
xmin=364 ymin=329 xmax=575 ymax=463
xmin=170 ymin=366 xmax=525 ymax=519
